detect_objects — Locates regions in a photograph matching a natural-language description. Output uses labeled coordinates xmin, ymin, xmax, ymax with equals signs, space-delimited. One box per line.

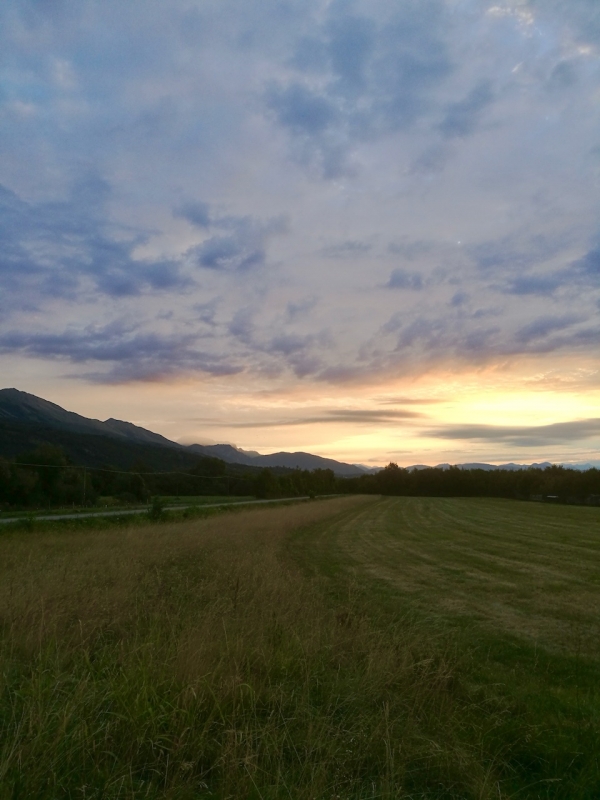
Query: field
xmin=0 ymin=496 xmax=598 ymax=798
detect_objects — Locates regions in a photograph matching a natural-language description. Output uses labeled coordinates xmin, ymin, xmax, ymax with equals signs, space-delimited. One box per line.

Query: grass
xmin=289 ymin=496 xmax=600 ymax=798
xmin=0 ymin=496 xmax=598 ymax=797
xmin=156 ymin=495 xmax=255 ymax=506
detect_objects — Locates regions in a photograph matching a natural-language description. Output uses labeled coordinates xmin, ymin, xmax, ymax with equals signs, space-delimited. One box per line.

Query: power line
xmin=10 ymin=462 xmax=229 ymax=479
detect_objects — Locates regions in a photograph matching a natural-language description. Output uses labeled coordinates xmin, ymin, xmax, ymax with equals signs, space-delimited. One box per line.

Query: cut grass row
xmin=288 ymin=496 xmax=600 ymax=798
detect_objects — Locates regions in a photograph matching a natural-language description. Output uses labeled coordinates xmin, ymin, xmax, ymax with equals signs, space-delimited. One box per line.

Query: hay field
xmin=293 ymin=496 xmax=600 ymax=657
xmin=0 ymin=496 xmax=599 ymax=798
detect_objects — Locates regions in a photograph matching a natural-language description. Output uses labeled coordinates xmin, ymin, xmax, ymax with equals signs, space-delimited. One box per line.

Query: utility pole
xmin=82 ymin=467 xmax=87 ymax=507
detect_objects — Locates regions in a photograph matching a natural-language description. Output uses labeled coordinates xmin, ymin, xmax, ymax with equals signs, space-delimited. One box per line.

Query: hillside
xmin=0 ymin=389 xmax=365 ymax=475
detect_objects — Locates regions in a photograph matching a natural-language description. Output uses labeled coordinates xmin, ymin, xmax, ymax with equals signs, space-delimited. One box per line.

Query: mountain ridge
xmin=1 ymin=389 xmax=597 ymax=474
xmin=0 ymin=388 xmax=365 ymax=476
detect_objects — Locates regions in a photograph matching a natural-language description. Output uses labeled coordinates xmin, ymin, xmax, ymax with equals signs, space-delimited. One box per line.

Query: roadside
xmin=0 ymin=495 xmax=345 ymax=525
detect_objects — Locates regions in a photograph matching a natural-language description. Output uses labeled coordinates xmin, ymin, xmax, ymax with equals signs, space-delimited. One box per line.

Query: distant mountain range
xmin=405 ymin=460 xmax=600 ymax=472
xmin=1 ymin=389 xmax=597 ymax=474
xmin=0 ymin=388 xmax=367 ymax=475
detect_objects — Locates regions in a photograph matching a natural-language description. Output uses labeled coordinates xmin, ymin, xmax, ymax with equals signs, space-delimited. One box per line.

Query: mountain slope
xmin=187 ymin=443 xmax=364 ymax=475
xmin=0 ymin=389 xmax=366 ymax=475
xmin=0 ymin=389 xmax=176 ymax=447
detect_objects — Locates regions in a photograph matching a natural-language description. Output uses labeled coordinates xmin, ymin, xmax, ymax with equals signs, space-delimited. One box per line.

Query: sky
xmin=1 ymin=0 xmax=600 ymax=467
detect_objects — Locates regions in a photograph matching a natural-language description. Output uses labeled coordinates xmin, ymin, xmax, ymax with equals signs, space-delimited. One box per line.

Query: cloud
xmin=428 ymin=418 xmax=600 ymax=447
xmin=437 ymin=82 xmax=494 ymax=139
xmin=202 ymin=408 xmax=424 ymax=428
xmin=286 ymin=296 xmax=317 ymax=320
xmin=387 ymin=240 xmax=434 ymax=259
xmin=188 ymin=213 xmax=288 ymax=272
xmin=501 ymin=244 xmax=600 ymax=296
xmin=450 ymin=291 xmax=468 ymax=307
xmin=268 ymin=333 xmax=313 ymax=356
xmin=546 ymin=60 xmax=578 ymax=91
xmin=514 ymin=314 xmax=581 ymax=344
xmin=265 ymin=1 xmax=452 ymax=176
xmin=0 ymin=322 xmax=243 ymax=382
xmin=470 ymin=232 xmax=567 ymax=274
xmin=2 ymin=0 xmax=600 ymax=399
xmin=504 ymin=274 xmax=564 ymax=296
xmin=386 ymin=268 xmax=424 ymax=290
xmin=267 ymin=83 xmax=338 ymax=137
xmin=377 ymin=396 xmax=443 ymax=405
xmin=174 ymin=201 xmax=211 ymax=228
xmin=320 ymin=240 xmax=372 ymax=258
xmin=575 ymin=247 xmax=600 ymax=282
xmin=0 ymin=181 xmax=187 ymax=302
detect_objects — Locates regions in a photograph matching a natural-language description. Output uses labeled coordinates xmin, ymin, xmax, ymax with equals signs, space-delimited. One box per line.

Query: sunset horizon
xmin=2 ymin=0 xmax=599 ymax=469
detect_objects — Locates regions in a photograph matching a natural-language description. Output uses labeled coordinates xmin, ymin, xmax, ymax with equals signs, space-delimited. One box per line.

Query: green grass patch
xmin=288 ymin=496 xmax=600 ymax=798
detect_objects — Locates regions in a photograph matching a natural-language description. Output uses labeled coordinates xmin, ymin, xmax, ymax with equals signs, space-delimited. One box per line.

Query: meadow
xmin=0 ymin=496 xmax=598 ymax=798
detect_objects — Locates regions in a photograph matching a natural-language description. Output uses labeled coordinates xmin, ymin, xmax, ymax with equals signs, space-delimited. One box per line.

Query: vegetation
xmin=340 ymin=461 xmax=600 ymax=505
xmin=0 ymin=496 xmax=599 ymax=797
xmin=0 ymin=445 xmax=338 ymax=512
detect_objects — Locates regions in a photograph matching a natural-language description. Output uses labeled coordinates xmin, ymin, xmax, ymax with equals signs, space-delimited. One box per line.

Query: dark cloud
xmin=268 ymin=333 xmax=313 ymax=356
xmin=504 ymin=274 xmax=564 ymax=296
xmin=501 ymin=244 xmax=600 ymax=296
xmin=265 ymin=331 xmax=327 ymax=379
xmin=428 ymin=418 xmax=600 ymax=447
xmin=410 ymin=143 xmax=452 ymax=175
xmin=547 ymin=60 xmax=578 ymax=91
xmin=174 ymin=201 xmax=211 ymax=228
xmin=320 ymin=240 xmax=372 ymax=258
xmin=266 ymin=1 xmax=452 ymax=176
xmin=469 ymin=232 xmax=600 ymax=298
xmin=450 ymin=291 xmax=468 ymax=307
xmin=387 ymin=268 xmax=424 ymax=290
xmin=575 ymin=247 xmax=600 ymax=281
xmin=387 ymin=240 xmax=434 ymax=259
xmin=378 ymin=396 xmax=443 ymax=405
xmin=228 ymin=308 xmax=255 ymax=344
xmin=2 ymin=0 xmax=600 ymax=395
xmin=514 ymin=314 xmax=581 ymax=344
xmin=326 ymin=10 xmax=375 ymax=92
xmin=437 ymin=82 xmax=494 ymax=139
xmin=267 ymin=83 xmax=339 ymax=136
xmin=188 ymin=214 xmax=287 ymax=271
xmin=0 ymin=322 xmax=242 ymax=383
xmin=469 ymin=233 xmax=569 ymax=274
xmin=195 ymin=234 xmax=264 ymax=271
xmin=0 ymin=181 xmax=187 ymax=302
xmin=286 ymin=296 xmax=317 ymax=320
xmin=207 ymin=408 xmax=423 ymax=428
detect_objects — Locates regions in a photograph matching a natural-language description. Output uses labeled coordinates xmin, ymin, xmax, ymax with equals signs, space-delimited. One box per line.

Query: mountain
xmin=242 ymin=450 xmax=364 ymax=476
xmin=0 ymin=388 xmax=175 ymax=447
xmin=404 ymin=461 xmax=595 ymax=472
xmin=188 ymin=443 xmax=364 ymax=475
xmin=0 ymin=388 xmax=366 ymax=475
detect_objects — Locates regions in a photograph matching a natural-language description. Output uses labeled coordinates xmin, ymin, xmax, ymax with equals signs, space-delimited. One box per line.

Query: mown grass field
xmin=0 ymin=496 xmax=598 ymax=798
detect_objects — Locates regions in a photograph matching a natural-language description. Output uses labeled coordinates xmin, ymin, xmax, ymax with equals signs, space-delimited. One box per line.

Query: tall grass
xmin=1 ymin=498 xmax=519 ymax=798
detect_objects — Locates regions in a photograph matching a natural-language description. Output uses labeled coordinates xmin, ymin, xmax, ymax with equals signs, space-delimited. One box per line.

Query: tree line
xmin=0 ymin=445 xmax=338 ymax=510
xmin=337 ymin=462 xmax=600 ymax=504
xmin=1 ymin=445 xmax=599 ymax=511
